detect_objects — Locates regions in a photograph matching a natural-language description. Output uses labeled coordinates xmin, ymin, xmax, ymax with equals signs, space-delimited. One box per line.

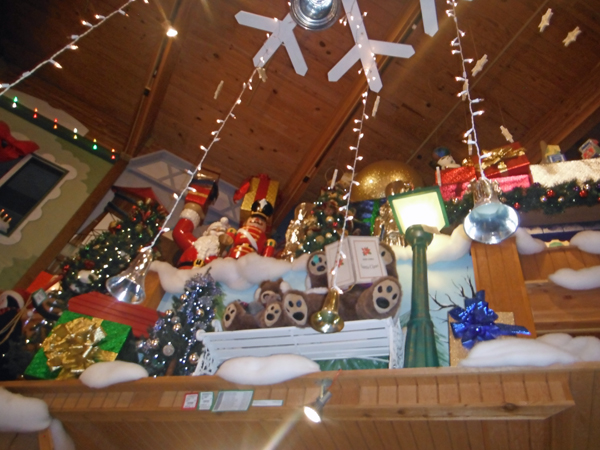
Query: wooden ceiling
xmin=1 ymin=0 xmax=600 ymax=225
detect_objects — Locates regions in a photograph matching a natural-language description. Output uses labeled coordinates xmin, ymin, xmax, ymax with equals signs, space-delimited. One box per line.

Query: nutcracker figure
xmin=228 ymin=199 xmax=276 ymax=259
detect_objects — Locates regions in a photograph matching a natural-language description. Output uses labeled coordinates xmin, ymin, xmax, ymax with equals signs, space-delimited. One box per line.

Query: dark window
xmin=0 ymin=155 xmax=67 ymax=236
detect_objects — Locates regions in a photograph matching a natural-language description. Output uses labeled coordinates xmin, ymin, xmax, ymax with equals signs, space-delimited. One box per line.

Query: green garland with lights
xmin=444 ymin=178 xmax=600 ymax=225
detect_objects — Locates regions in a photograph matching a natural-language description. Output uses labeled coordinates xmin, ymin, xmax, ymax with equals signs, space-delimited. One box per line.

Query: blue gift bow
xmin=449 ymin=291 xmax=530 ymax=349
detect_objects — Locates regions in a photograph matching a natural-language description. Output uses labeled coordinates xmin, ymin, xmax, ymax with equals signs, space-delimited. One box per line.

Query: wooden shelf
xmin=4 ymin=364 xmax=599 ymax=450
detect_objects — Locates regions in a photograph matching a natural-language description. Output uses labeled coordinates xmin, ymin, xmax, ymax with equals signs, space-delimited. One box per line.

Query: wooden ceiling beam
xmin=272 ymin=0 xmax=422 ymax=227
xmin=521 ymin=61 xmax=600 ymax=163
xmin=123 ymin=0 xmax=193 ymax=157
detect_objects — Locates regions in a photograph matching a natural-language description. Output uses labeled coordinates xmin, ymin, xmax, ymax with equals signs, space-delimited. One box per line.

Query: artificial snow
xmin=0 ymin=387 xmax=51 ymax=432
xmin=79 ymin=361 xmax=148 ymax=389
xmin=570 ymin=230 xmax=600 ymax=254
xmin=548 ymin=266 xmax=600 ymax=290
xmin=151 ymin=252 xmax=308 ymax=293
xmin=49 ymin=418 xmax=76 ymax=450
xmin=460 ymin=333 xmax=600 ymax=367
xmin=393 ymin=224 xmax=472 ymax=265
xmin=215 ymin=354 xmax=320 ymax=385
xmin=514 ymin=228 xmax=546 ymax=255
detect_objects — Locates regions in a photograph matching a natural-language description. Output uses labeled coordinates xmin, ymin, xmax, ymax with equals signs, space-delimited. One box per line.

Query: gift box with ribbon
xmin=234 ymin=174 xmax=279 ymax=226
xmin=440 ymin=174 xmax=531 ymax=202
xmin=447 ymin=290 xmax=530 ymax=366
xmin=69 ymin=292 xmax=160 ymax=338
xmin=24 ymin=311 xmax=137 ymax=380
xmin=478 ymin=142 xmax=530 ymax=179
xmin=440 ymin=165 xmax=476 ymax=185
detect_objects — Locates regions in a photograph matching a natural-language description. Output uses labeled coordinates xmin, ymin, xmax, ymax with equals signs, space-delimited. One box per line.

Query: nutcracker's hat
xmin=250 ymin=199 xmax=274 ymax=220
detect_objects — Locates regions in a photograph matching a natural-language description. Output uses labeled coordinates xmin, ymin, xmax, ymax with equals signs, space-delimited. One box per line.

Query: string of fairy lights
xmin=446 ymin=0 xmax=488 ymax=179
xmin=0 ymin=0 xmax=141 ymax=98
xmin=329 ymin=90 xmax=369 ymax=290
xmin=142 ymin=68 xmax=262 ymax=250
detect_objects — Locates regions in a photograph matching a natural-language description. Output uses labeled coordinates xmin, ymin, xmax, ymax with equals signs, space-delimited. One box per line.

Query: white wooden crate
xmin=193 ymin=317 xmax=403 ymax=375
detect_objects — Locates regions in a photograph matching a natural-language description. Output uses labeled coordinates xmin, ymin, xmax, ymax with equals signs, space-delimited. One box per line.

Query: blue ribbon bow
xmin=449 ymin=290 xmax=530 ymax=349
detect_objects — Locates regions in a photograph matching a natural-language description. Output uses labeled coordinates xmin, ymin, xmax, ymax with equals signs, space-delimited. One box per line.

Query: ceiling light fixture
xmin=289 ymin=0 xmax=341 ymax=31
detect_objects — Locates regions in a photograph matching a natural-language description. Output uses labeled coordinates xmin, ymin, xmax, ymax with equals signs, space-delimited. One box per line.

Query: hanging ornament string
xmin=330 ymin=89 xmax=369 ymax=291
xmin=446 ymin=0 xmax=488 ymax=180
xmin=0 ymin=0 xmax=138 ymax=97
xmin=142 ymin=68 xmax=260 ymax=251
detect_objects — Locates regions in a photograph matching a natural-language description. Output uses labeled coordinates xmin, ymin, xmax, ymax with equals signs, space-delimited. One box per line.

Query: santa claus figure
xmin=172 ymin=174 xmax=222 ymax=268
xmin=174 ymin=216 xmax=231 ymax=268
xmin=227 ymin=199 xmax=276 ymax=259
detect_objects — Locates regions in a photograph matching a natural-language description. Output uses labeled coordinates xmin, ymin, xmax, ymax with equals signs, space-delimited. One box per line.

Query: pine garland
xmin=444 ymin=179 xmax=600 ymax=225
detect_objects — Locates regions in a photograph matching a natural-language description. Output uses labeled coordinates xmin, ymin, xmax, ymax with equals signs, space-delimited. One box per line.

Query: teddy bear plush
xmin=378 ymin=242 xmax=398 ymax=280
xmin=355 ymin=276 xmax=402 ymax=320
xmin=252 ymin=278 xmax=291 ymax=312
xmin=281 ymin=290 xmax=326 ymax=327
xmin=305 ymin=251 xmax=328 ymax=289
xmin=255 ymin=301 xmax=290 ymax=328
xmin=222 ymin=301 xmax=259 ymax=331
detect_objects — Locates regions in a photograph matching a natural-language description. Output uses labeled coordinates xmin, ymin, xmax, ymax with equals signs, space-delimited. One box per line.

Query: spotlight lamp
xmin=304 ymin=379 xmax=333 ymax=423
xmin=388 ymin=186 xmax=449 ymax=368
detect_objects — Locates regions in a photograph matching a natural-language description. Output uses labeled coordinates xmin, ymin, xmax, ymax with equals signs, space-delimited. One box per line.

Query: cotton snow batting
xmin=0 ymin=387 xmax=52 ymax=432
xmin=79 ymin=361 xmax=148 ymax=389
xmin=216 ymin=354 xmax=320 ymax=385
xmin=460 ymin=333 xmax=600 ymax=367
xmin=570 ymin=230 xmax=600 ymax=254
xmin=548 ymin=265 xmax=600 ymax=290
xmin=514 ymin=228 xmax=546 ymax=255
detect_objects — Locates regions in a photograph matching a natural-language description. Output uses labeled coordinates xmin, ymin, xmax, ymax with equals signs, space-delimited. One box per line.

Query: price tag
xmin=212 ymin=390 xmax=253 ymax=412
xmin=182 ymin=393 xmax=199 ymax=410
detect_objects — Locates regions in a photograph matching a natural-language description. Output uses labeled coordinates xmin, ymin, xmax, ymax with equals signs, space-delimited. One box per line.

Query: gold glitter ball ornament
xmin=350 ymin=160 xmax=424 ymax=202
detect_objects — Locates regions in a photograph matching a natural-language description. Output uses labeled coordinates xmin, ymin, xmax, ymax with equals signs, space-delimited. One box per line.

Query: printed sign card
xmin=325 ymin=236 xmax=386 ymax=289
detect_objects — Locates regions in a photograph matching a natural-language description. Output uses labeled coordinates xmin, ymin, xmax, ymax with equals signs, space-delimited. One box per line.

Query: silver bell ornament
xmin=463 ymin=178 xmax=519 ymax=244
xmin=106 ymin=247 xmax=153 ymax=304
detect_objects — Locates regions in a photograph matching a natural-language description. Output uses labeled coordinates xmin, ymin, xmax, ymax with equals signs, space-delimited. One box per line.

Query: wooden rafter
xmin=272 ymin=0 xmax=422 ymax=226
xmin=123 ymin=0 xmax=193 ymax=157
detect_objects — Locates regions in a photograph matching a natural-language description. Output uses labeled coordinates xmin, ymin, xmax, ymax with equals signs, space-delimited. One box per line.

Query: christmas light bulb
xmin=166 ymin=26 xmax=178 ymax=37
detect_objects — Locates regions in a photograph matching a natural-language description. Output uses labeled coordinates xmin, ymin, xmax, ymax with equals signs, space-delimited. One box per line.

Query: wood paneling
xmin=471 ymin=238 xmax=537 ymax=337
xmin=520 ymin=246 xmax=600 ymax=335
xmin=4 ymin=364 xmax=600 ymax=450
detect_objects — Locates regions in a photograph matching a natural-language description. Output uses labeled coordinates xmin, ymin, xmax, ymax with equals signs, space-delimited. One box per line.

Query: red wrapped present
xmin=440 ymin=181 xmax=471 ymax=201
xmin=478 ymin=143 xmax=530 ymax=179
xmin=441 ymin=174 xmax=531 ymax=202
xmin=484 ymin=154 xmax=530 ymax=179
xmin=440 ymin=166 xmax=476 ymax=185
xmin=234 ymin=174 xmax=279 ymax=225
xmin=69 ymin=292 xmax=160 ymax=338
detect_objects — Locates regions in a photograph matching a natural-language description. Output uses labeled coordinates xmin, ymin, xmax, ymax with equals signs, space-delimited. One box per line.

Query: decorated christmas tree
xmin=140 ymin=272 xmax=223 ymax=377
xmin=294 ymin=184 xmax=352 ymax=256
xmin=49 ymin=199 xmax=167 ymax=309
